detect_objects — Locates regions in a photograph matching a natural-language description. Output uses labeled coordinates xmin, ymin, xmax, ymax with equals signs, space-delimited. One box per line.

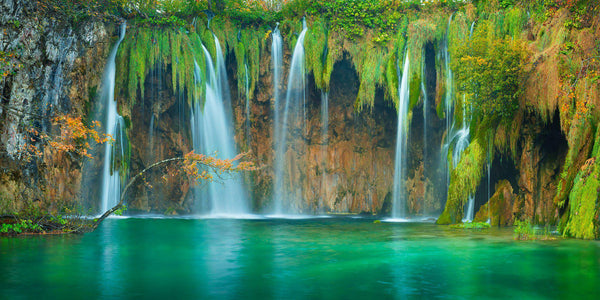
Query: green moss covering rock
xmin=474 ymin=180 xmax=516 ymax=226
xmin=437 ymin=139 xmax=486 ymax=225
xmin=563 ymin=124 xmax=600 ymax=239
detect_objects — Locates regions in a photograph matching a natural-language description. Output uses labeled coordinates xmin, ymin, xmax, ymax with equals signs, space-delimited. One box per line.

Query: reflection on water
xmin=1 ymin=218 xmax=600 ymax=299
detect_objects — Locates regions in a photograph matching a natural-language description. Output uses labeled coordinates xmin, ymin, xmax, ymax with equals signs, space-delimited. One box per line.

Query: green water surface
xmin=1 ymin=217 xmax=599 ymax=299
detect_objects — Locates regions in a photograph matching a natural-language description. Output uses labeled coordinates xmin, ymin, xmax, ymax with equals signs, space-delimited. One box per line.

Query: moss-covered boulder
xmin=474 ymin=180 xmax=516 ymax=226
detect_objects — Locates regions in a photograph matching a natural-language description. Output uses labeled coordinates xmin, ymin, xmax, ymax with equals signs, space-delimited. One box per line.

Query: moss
xmin=408 ymin=72 xmax=421 ymax=112
xmin=280 ymin=18 xmax=303 ymax=50
xmin=304 ymin=18 xmax=329 ymax=90
xmin=563 ymin=123 xmax=600 ymax=239
xmin=385 ymin=50 xmax=399 ymax=106
xmin=351 ymin=45 xmax=388 ymax=112
xmin=228 ymin=25 xmax=264 ymax=102
xmin=383 ymin=18 xmax=408 ymax=109
xmin=447 ymin=12 xmax=470 ymax=63
xmin=406 ymin=17 xmax=439 ymax=78
xmin=555 ymin=115 xmax=595 ymax=208
xmin=197 ymin=25 xmax=217 ymax=64
xmin=436 ymin=211 xmax=453 ymax=225
xmin=437 ymin=139 xmax=486 ymax=224
xmin=450 ymin=222 xmax=490 ymax=229
xmin=474 ymin=179 xmax=514 ymax=226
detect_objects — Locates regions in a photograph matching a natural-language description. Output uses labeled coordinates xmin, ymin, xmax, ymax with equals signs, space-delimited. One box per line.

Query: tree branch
xmin=87 ymin=157 xmax=185 ymax=231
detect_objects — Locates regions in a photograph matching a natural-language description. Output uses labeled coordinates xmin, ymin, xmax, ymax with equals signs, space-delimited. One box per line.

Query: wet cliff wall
xmin=0 ymin=0 xmax=114 ymax=213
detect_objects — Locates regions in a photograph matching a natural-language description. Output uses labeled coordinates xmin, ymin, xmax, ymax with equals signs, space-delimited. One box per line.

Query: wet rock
xmin=474 ymin=180 xmax=516 ymax=226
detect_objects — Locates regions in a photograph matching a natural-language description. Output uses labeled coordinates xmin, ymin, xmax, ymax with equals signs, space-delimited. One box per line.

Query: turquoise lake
xmin=2 ymin=217 xmax=600 ymax=299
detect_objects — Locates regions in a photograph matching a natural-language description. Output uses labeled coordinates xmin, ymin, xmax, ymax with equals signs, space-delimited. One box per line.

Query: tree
xmin=89 ymin=151 xmax=256 ymax=231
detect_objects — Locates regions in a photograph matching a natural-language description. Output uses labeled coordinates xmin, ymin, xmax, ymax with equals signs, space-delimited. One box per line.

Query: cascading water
xmin=421 ymin=53 xmax=428 ymax=171
xmin=273 ymin=19 xmax=307 ymax=215
xmin=464 ymin=195 xmax=475 ymax=222
xmin=443 ymin=15 xmax=454 ymax=157
xmin=148 ymin=114 xmax=155 ymax=159
xmin=486 ymin=135 xmax=492 ymax=223
xmin=99 ymin=22 xmax=127 ymax=214
xmin=190 ymin=36 xmax=249 ymax=216
xmin=271 ymin=23 xmax=283 ymax=213
xmin=272 ymin=23 xmax=283 ymax=109
xmin=391 ymin=52 xmax=410 ymax=220
xmin=320 ymin=91 xmax=329 ymax=213
xmin=439 ymin=15 xmax=475 ymax=222
xmin=440 ymin=14 xmax=456 ymax=197
xmin=244 ymin=62 xmax=251 ymax=145
xmin=454 ymin=96 xmax=473 ymax=222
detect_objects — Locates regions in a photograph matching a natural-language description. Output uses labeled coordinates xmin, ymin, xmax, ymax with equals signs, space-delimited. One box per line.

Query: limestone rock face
xmin=236 ymin=56 xmax=397 ymax=214
xmin=0 ymin=0 xmax=112 ymax=213
xmin=474 ymin=180 xmax=516 ymax=226
xmin=520 ymin=111 xmax=569 ymax=224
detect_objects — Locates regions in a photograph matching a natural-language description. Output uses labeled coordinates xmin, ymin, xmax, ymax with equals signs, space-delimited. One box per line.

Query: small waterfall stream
xmin=273 ymin=19 xmax=307 ymax=215
xmin=421 ymin=54 xmax=428 ymax=177
xmin=271 ymin=23 xmax=284 ymax=213
xmin=190 ymin=36 xmax=249 ymax=216
xmin=99 ymin=23 xmax=127 ymax=214
xmin=320 ymin=91 xmax=329 ymax=213
xmin=391 ymin=52 xmax=410 ymax=219
xmin=244 ymin=62 xmax=251 ymax=145
xmin=454 ymin=96 xmax=473 ymax=222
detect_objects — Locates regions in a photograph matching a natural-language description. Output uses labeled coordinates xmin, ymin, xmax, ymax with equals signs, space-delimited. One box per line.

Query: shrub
xmin=452 ymin=23 xmax=528 ymax=126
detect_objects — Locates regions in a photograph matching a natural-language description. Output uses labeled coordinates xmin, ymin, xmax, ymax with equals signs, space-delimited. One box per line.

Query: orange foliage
xmin=23 ymin=115 xmax=110 ymax=160
xmin=183 ymin=151 xmax=256 ymax=182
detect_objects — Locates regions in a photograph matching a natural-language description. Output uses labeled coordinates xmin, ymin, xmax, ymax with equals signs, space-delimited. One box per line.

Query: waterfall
xmin=148 ymin=114 xmax=155 ymax=159
xmin=320 ymin=91 xmax=329 ymax=213
xmin=273 ymin=19 xmax=307 ymax=215
xmin=469 ymin=21 xmax=476 ymax=38
xmin=391 ymin=52 xmax=410 ymax=219
xmin=453 ymin=96 xmax=472 ymax=222
xmin=440 ymin=14 xmax=456 ymax=197
xmin=244 ymin=62 xmax=251 ymax=145
xmin=190 ymin=36 xmax=249 ymax=216
xmin=272 ymin=23 xmax=283 ymax=112
xmin=271 ymin=23 xmax=283 ymax=213
xmin=487 ymin=136 xmax=492 ymax=223
xmin=421 ymin=53 xmax=428 ymax=172
xmin=443 ymin=15 xmax=454 ymax=154
xmin=99 ymin=22 xmax=127 ymax=214
xmin=464 ymin=195 xmax=475 ymax=222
